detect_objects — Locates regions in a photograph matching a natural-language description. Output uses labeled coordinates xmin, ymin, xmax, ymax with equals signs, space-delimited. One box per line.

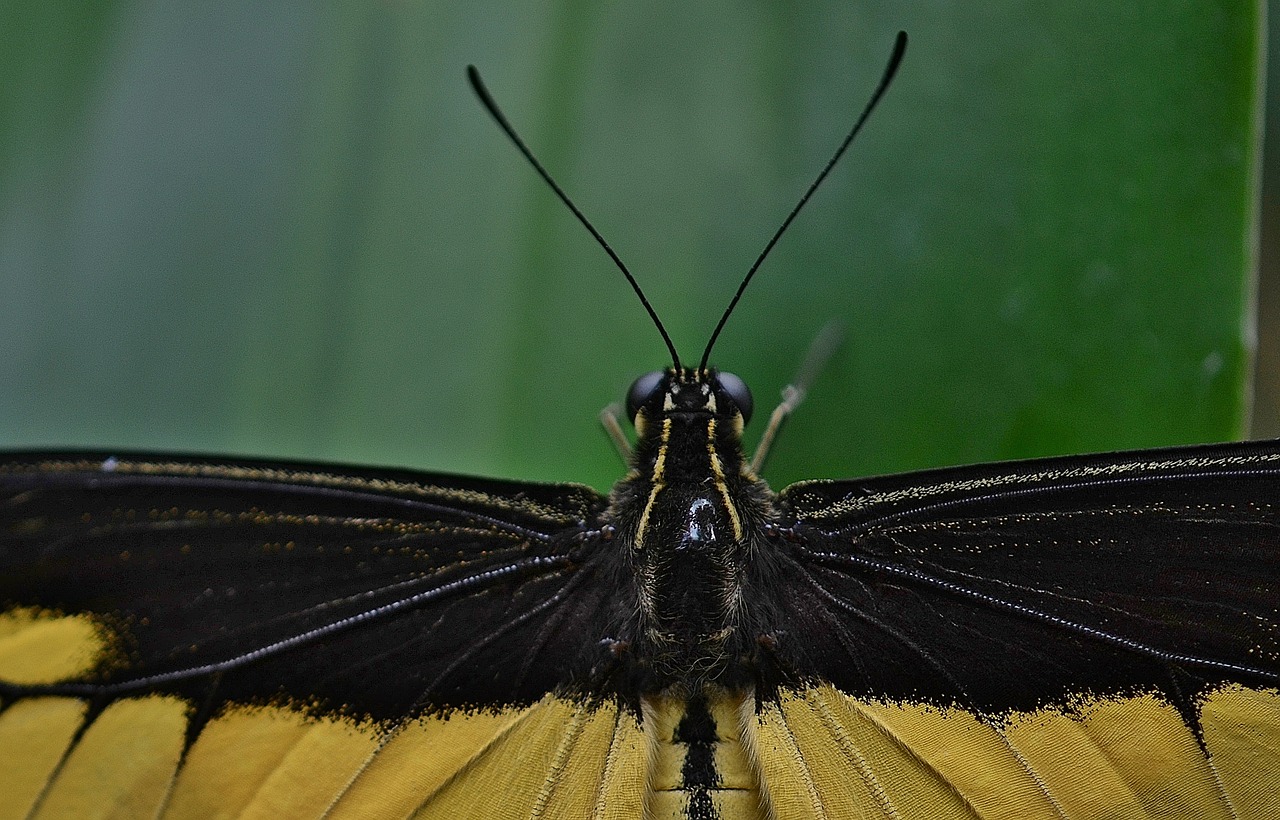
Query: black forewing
xmin=0 ymin=452 xmax=623 ymax=720
xmin=768 ymin=438 xmax=1280 ymax=712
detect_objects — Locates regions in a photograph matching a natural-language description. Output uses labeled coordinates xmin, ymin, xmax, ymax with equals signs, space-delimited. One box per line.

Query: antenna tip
xmin=891 ymin=32 xmax=908 ymax=62
xmin=466 ymin=65 xmax=486 ymax=96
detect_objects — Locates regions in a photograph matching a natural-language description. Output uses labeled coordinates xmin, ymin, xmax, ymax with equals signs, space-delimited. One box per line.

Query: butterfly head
xmin=624 ymin=367 xmax=754 ymax=439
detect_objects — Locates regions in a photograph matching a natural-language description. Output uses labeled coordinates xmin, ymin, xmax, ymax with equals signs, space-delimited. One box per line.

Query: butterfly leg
xmin=750 ymin=320 xmax=844 ymax=474
xmin=600 ymin=402 xmax=632 ymax=463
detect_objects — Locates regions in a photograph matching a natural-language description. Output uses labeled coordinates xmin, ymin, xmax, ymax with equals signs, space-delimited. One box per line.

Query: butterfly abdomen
xmin=643 ymin=689 xmax=765 ymax=820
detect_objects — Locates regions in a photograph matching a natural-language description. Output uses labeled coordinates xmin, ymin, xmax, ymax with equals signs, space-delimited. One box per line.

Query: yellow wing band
xmin=3 ymin=614 xmax=1280 ymax=819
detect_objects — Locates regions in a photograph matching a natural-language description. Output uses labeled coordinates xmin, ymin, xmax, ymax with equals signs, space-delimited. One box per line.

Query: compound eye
xmin=716 ymin=371 xmax=753 ymax=424
xmin=625 ymin=371 xmax=666 ymax=422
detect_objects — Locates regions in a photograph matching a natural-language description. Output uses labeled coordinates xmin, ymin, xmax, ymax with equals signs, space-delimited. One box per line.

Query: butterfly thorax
xmin=609 ymin=368 xmax=774 ymax=688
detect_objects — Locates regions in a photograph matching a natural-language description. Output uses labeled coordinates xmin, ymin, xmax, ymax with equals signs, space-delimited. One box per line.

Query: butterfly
xmin=3 ymin=31 xmax=1279 ymax=820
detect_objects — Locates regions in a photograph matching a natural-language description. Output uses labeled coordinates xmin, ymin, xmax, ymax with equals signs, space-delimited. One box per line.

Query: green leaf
xmin=0 ymin=3 xmax=1263 ymax=492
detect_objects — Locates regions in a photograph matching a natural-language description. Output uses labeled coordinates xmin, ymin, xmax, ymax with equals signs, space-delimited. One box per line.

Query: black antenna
xmin=699 ymin=30 xmax=908 ymax=372
xmin=467 ymin=66 xmax=683 ymax=372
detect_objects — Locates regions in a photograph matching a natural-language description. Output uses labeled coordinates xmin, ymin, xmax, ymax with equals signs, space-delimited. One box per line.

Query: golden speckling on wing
xmin=0 ymin=457 xmax=596 ymax=525
xmin=788 ymin=450 xmax=1280 ymax=521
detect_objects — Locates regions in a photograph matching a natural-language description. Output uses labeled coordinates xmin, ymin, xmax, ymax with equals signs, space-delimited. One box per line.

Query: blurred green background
xmin=0 ymin=2 xmax=1265 ymax=492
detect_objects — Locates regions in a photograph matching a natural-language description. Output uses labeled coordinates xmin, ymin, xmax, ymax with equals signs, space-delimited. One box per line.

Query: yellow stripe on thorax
xmin=634 ymin=417 xmax=672 ymax=554
xmin=704 ymin=418 xmax=743 ymax=542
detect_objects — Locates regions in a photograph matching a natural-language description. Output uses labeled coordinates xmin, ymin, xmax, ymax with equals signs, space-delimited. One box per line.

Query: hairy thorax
xmin=611 ymin=397 xmax=773 ymax=686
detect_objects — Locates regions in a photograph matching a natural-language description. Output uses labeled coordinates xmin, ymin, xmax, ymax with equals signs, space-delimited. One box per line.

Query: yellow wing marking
xmin=322 ymin=705 xmax=526 ymax=818
xmin=0 ymin=695 xmax=641 ymax=820
xmin=998 ymin=693 xmax=1231 ymax=819
xmin=758 ymin=686 xmax=977 ymax=819
xmin=755 ymin=684 xmax=1280 ymax=819
xmin=163 ymin=705 xmax=379 ymax=820
xmin=0 ymin=697 xmax=87 ymax=820
xmin=592 ymin=704 xmax=646 ymax=819
xmin=1200 ymin=683 xmax=1280 ymax=819
xmin=323 ymin=695 xmax=638 ymax=819
xmin=851 ymin=697 xmax=1058 ymax=819
xmin=755 ymin=697 xmax=828 ymax=819
xmin=0 ymin=609 xmax=108 ymax=684
xmin=30 ymin=695 xmax=186 ymax=820
xmin=787 ymin=688 xmax=903 ymax=817
xmin=4 ymin=682 xmax=1276 ymax=818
